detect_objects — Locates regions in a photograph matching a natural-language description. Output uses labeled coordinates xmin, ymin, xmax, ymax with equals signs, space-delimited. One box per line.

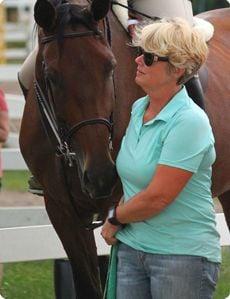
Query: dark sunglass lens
xmin=136 ymin=47 xmax=143 ymax=57
xmin=143 ymin=52 xmax=154 ymax=66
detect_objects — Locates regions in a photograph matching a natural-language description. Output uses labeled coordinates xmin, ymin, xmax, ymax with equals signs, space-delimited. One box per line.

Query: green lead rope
xmin=103 ymin=243 xmax=119 ymax=299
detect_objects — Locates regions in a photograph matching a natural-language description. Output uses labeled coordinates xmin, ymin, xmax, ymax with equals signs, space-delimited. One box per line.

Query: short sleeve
xmin=158 ymin=111 xmax=214 ymax=173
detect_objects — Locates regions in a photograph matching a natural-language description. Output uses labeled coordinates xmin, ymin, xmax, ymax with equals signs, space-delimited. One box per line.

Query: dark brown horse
xmin=197 ymin=8 xmax=230 ymax=226
xmin=20 ymin=0 xmax=119 ymax=298
xmin=19 ymin=0 xmax=230 ymax=297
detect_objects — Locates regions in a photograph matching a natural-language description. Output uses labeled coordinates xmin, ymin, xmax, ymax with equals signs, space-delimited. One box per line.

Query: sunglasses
xmin=137 ymin=48 xmax=169 ymax=66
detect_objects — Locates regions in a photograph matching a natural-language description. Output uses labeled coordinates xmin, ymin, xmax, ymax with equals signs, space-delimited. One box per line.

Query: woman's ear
xmin=174 ymin=67 xmax=185 ymax=77
xmin=173 ymin=68 xmax=185 ymax=84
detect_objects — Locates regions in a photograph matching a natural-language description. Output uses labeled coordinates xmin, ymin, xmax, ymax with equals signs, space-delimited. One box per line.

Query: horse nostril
xmin=83 ymin=170 xmax=106 ymax=191
xmin=82 ymin=165 xmax=117 ymax=199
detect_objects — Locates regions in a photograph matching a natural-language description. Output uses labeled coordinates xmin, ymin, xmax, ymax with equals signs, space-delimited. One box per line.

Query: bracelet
xmin=108 ymin=206 xmax=123 ymax=226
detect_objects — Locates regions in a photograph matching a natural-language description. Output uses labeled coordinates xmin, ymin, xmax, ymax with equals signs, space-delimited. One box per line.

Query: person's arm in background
xmin=0 ymin=110 xmax=9 ymax=143
xmin=0 ymin=89 xmax=9 ymax=190
xmin=127 ymin=0 xmax=141 ymax=37
xmin=0 ymin=89 xmax=9 ymax=144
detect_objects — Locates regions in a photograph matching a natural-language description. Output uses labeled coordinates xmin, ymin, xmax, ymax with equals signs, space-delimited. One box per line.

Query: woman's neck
xmin=147 ymin=85 xmax=182 ymax=115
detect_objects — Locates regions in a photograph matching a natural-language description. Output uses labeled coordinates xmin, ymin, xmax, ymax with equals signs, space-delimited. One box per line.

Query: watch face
xmin=108 ymin=207 xmax=122 ymax=226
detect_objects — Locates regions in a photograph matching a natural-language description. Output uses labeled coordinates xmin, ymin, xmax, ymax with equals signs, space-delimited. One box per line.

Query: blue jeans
xmin=116 ymin=243 xmax=220 ymax=299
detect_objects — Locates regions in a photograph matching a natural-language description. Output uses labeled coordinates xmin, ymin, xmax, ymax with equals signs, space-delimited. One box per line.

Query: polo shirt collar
xmin=131 ymin=86 xmax=190 ymax=135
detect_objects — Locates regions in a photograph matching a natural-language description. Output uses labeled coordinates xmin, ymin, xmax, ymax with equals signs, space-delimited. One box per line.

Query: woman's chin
xmin=135 ymin=76 xmax=143 ymax=87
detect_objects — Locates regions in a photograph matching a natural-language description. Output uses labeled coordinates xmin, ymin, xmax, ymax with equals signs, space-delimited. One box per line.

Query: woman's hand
xmin=101 ymin=220 xmax=121 ymax=246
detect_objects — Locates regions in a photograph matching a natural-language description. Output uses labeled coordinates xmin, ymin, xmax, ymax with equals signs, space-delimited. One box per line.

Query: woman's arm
xmin=101 ymin=164 xmax=192 ymax=245
xmin=116 ymin=164 xmax=193 ymax=224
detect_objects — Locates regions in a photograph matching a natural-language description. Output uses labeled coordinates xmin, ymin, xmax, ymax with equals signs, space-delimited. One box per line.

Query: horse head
xmin=34 ymin=0 xmax=117 ymax=199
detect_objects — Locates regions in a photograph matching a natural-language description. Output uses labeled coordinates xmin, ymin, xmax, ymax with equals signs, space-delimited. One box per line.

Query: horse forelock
xmin=51 ymin=1 xmax=97 ymax=45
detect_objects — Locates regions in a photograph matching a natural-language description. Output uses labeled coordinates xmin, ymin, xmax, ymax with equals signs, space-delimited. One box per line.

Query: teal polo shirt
xmin=116 ymin=87 xmax=221 ymax=263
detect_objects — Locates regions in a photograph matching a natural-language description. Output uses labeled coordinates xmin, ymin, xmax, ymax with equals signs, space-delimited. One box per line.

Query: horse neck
xmin=108 ymin=11 xmax=144 ymax=153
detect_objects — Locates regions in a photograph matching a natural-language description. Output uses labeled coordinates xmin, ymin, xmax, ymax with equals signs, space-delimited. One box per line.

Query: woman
xmin=102 ymin=18 xmax=221 ymax=299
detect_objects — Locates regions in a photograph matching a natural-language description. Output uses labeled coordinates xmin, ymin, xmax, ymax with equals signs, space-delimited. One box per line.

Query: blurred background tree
xmin=192 ymin=0 xmax=229 ymax=14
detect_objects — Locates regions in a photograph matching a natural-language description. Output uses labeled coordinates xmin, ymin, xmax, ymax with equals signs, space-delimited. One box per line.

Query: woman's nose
xmin=135 ymin=55 xmax=143 ymax=65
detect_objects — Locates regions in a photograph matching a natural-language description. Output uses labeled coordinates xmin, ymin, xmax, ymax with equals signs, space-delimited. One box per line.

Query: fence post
xmin=54 ymin=259 xmax=76 ymax=299
xmin=54 ymin=257 xmax=109 ymax=298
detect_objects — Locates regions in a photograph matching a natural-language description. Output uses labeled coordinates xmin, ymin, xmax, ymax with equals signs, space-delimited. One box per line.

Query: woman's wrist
xmin=107 ymin=206 xmax=124 ymax=226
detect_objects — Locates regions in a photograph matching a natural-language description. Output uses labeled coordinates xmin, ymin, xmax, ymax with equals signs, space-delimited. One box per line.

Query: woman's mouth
xmin=136 ymin=68 xmax=144 ymax=75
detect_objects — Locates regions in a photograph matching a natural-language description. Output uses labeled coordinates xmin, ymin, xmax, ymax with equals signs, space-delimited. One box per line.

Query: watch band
xmin=107 ymin=206 xmax=123 ymax=226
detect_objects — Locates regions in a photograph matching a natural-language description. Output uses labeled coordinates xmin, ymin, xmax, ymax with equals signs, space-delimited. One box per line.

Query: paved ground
xmin=0 ymin=190 xmax=44 ymax=207
xmin=0 ymin=189 xmax=223 ymax=212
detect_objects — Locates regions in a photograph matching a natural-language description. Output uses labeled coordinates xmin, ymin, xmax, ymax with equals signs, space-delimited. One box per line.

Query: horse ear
xmin=91 ymin=0 xmax=110 ymax=21
xmin=34 ymin=0 xmax=57 ymax=31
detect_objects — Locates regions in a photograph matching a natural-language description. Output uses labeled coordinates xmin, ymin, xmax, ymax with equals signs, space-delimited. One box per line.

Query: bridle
xmin=34 ymin=29 xmax=113 ymax=168
xmin=34 ymin=27 xmax=114 ymax=230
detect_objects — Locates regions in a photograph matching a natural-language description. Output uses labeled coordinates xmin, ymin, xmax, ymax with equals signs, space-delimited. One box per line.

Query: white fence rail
xmin=0 ymin=205 xmax=229 ymax=264
xmin=0 ymin=206 xmax=229 ymax=264
xmin=2 ymin=148 xmax=27 ymax=170
xmin=0 ymin=206 xmax=110 ymax=263
xmin=3 ymin=0 xmax=36 ymax=59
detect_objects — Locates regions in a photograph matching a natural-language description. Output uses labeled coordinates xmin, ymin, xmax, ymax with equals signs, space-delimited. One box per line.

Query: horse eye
xmin=104 ymin=61 xmax=114 ymax=74
xmin=46 ymin=71 xmax=59 ymax=85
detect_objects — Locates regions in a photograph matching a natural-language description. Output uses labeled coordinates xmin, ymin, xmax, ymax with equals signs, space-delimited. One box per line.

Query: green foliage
xmin=0 ymin=260 xmax=55 ymax=299
xmin=193 ymin=0 xmax=229 ymax=14
xmin=2 ymin=171 xmax=30 ymax=192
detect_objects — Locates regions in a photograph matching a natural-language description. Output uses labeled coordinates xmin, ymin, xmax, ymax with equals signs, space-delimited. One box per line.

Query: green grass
xmin=0 ymin=260 xmax=55 ymax=299
xmin=6 ymin=41 xmax=27 ymax=48
xmin=214 ymin=247 xmax=230 ymax=299
xmin=0 ymin=249 xmax=229 ymax=299
xmin=7 ymin=59 xmax=25 ymax=64
xmin=2 ymin=171 xmax=30 ymax=192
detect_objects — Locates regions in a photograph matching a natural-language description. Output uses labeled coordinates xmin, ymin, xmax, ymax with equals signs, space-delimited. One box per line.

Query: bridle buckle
xmin=57 ymin=141 xmax=76 ymax=167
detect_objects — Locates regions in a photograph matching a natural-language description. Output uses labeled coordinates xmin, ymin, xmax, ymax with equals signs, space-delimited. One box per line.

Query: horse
xmin=20 ymin=0 xmax=120 ymax=298
xmin=197 ymin=8 xmax=230 ymax=226
xmin=19 ymin=0 xmax=230 ymax=298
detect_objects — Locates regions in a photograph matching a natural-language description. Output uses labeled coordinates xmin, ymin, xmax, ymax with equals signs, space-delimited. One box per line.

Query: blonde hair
xmin=133 ymin=18 xmax=208 ymax=84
